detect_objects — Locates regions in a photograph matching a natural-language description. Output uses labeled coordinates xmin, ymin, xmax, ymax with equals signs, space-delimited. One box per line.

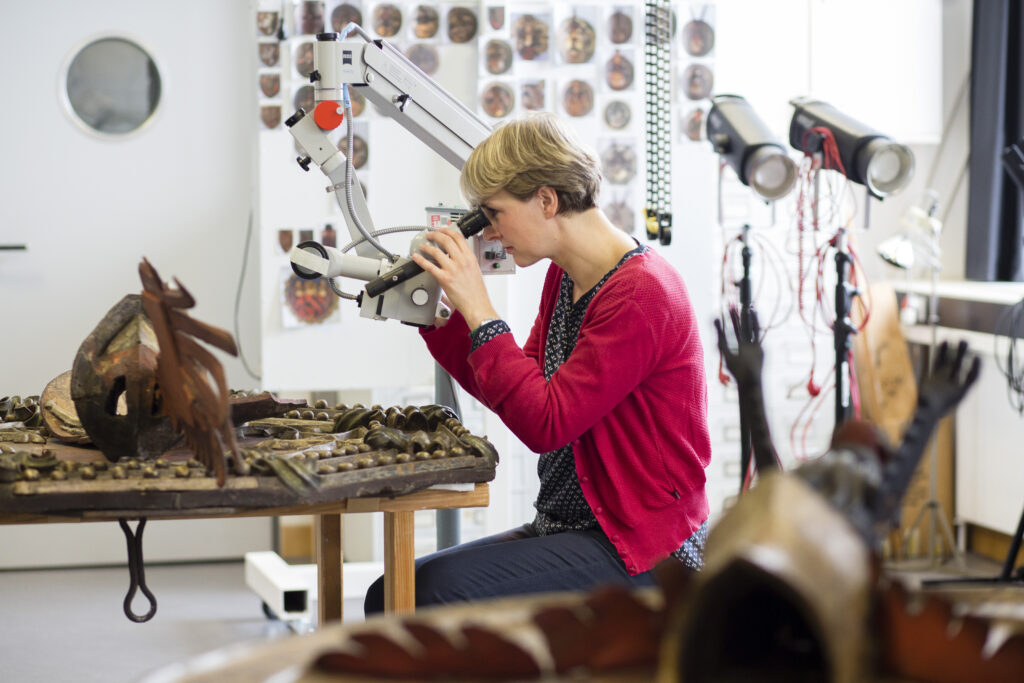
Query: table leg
xmin=383 ymin=510 xmax=415 ymax=613
xmin=315 ymin=513 xmax=343 ymax=624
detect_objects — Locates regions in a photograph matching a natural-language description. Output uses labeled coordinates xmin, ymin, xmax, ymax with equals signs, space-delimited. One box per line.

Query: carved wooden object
xmin=138 ymin=258 xmax=244 ymax=485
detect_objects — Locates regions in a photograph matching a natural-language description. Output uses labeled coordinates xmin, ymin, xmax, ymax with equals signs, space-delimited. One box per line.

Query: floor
xmin=0 ymin=560 xmax=367 ymax=683
xmin=0 ymin=553 xmax=1017 ymax=682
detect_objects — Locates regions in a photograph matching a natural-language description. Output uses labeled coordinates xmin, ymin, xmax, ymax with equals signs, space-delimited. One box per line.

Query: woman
xmin=364 ymin=113 xmax=710 ymax=613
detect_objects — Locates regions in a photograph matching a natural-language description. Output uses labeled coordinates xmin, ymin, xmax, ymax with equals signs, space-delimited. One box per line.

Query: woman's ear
xmin=536 ymin=186 xmax=558 ymax=218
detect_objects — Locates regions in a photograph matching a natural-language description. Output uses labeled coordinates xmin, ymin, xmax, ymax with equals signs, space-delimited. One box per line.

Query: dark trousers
xmin=363 ymin=523 xmax=658 ymax=615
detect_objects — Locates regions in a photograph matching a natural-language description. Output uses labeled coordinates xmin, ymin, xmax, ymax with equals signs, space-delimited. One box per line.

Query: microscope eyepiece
xmin=364 ymin=208 xmax=492 ymax=298
xmin=456 ymin=207 xmax=490 ymax=237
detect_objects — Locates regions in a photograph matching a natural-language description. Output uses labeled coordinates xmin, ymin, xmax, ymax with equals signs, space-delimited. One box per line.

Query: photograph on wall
xmin=406 ymin=43 xmax=440 ymax=75
xmin=600 ymin=139 xmax=637 ymax=184
xmin=347 ymin=87 xmax=367 ymax=117
xmin=607 ymin=6 xmax=633 ymax=44
xmin=321 ymin=222 xmax=339 ymax=248
xmin=281 ymin=266 xmax=341 ymax=328
xmin=330 ymin=1 xmax=363 ymax=31
xmin=296 ymin=1 xmax=326 ymax=34
xmin=512 ymin=12 xmax=550 ymax=62
xmin=294 ymin=41 xmax=316 ymax=79
xmin=682 ymin=4 xmax=715 ymax=57
xmin=261 ymin=104 xmax=282 ymax=129
xmin=682 ymin=106 xmax=706 ymax=141
xmin=257 ymin=10 xmax=280 ymax=37
xmin=371 ymin=2 xmax=403 ymax=37
xmin=260 ymin=72 xmax=281 ymax=98
xmin=560 ymin=78 xmax=594 ymax=118
xmin=557 ymin=10 xmax=597 ymax=65
xmin=603 ymin=191 xmax=636 ymax=234
xmin=278 ymin=229 xmax=294 ymax=254
xmin=479 ymin=80 xmax=515 ymax=119
xmin=604 ymin=49 xmax=634 ymax=92
xmin=602 ymin=99 xmax=631 ymax=130
xmin=293 ymin=84 xmax=315 ymax=114
xmin=681 ymin=62 xmax=713 ymax=100
xmin=336 ymin=121 xmax=370 ymax=170
xmin=483 ymin=38 xmax=513 ymax=75
xmin=446 ymin=5 xmax=479 ymax=44
xmin=259 ymin=41 xmax=280 ymax=67
xmin=520 ymin=79 xmax=546 ymax=111
xmin=487 ymin=4 xmax=505 ymax=31
xmin=410 ymin=4 xmax=440 ymax=39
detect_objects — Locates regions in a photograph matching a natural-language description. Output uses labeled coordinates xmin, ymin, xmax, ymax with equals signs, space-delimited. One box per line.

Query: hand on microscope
xmin=411 ymin=226 xmax=499 ymax=330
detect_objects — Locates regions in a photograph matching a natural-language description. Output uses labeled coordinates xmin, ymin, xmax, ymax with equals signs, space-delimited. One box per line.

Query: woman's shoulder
xmin=609 ymin=248 xmax=688 ymax=299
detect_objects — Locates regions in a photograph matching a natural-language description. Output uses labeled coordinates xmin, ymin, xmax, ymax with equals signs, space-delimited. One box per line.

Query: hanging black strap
xmin=118 ymin=517 xmax=158 ymax=623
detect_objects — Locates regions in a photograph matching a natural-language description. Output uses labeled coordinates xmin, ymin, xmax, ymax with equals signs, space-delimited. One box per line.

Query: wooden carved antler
xmin=138 ymin=258 xmax=244 ymax=486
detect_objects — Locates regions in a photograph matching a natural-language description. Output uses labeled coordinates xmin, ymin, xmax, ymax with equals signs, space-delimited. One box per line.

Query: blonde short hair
xmin=460 ymin=113 xmax=601 ymax=215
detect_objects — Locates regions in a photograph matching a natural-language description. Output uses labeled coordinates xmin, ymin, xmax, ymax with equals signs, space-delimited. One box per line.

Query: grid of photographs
xmin=257 ymin=6 xmax=284 ymax=131
xmin=260 ymin=1 xmax=719 ymax=308
xmin=476 ymin=3 xmax=643 ymax=234
xmin=677 ymin=2 xmax=715 ymax=143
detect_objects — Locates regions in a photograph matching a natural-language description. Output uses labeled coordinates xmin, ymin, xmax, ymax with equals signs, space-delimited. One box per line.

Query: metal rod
xmin=900 ymin=249 xmax=962 ymax=567
xmin=434 ymin=364 xmax=461 ymax=550
xmin=738 ymin=224 xmax=754 ymax=492
xmin=833 ymin=228 xmax=851 ymax=427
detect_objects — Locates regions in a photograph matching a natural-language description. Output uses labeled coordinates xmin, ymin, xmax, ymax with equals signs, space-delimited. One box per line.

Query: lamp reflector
xmin=747 ymin=147 xmax=799 ymax=202
xmin=788 ymin=97 xmax=915 ymax=199
xmin=865 ymin=142 xmax=915 ymax=197
xmin=877 ymin=234 xmax=915 ymax=270
xmin=708 ymin=95 xmax=797 ymax=202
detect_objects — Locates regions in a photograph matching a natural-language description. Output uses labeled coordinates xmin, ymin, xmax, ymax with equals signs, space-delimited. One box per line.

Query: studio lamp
xmin=789 ymin=97 xmax=915 ymax=199
xmin=707 ymin=94 xmax=795 ymax=495
xmin=878 ymin=190 xmax=942 ymax=271
xmin=708 ymin=94 xmax=798 ymax=202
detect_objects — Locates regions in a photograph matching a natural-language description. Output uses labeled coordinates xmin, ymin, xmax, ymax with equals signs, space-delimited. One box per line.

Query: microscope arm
xmin=284 ymin=30 xmax=495 ymax=326
xmin=289 ymin=242 xmax=385 ymax=281
xmin=311 ymin=33 xmax=490 ymax=168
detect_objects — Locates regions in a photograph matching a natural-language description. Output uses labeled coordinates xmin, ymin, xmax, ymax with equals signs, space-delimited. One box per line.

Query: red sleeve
xmin=468 ymin=290 xmax=657 ymax=453
xmin=419 ymin=311 xmax=490 ymax=405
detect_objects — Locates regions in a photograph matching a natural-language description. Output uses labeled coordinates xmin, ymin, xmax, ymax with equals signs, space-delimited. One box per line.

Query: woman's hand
xmin=411 ymin=227 xmax=499 ymax=329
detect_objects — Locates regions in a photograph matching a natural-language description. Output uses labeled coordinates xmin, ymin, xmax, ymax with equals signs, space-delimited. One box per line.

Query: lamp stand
xmin=738 ymin=223 xmax=755 ymax=492
xmin=832 ymin=227 xmax=854 ymax=427
xmin=434 ymin=364 xmax=461 ymax=550
xmin=923 ymin=498 xmax=1024 ymax=586
xmin=899 ymin=240 xmax=962 ymax=567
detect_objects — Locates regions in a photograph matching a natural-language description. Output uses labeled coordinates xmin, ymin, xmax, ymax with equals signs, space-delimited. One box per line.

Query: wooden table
xmin=0 ymin=482 xmax=489 ymax=624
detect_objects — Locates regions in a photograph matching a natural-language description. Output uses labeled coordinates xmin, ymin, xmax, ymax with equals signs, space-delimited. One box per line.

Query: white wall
xmin=0 ymin=0 xmax=263 ymax=396
xmin=0 ymin=0 xmax=270 ymax=567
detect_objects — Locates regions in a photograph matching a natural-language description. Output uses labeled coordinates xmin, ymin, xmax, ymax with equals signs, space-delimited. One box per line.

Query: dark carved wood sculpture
xmin=313 ymin=584 xmax=664 ymax=679
xmin=70 ymin=294 xmax=183 ymax=461
xmin=138 ymin=258 xmax=246 ymax=486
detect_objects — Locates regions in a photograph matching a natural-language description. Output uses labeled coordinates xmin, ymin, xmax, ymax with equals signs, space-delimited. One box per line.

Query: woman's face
xmin=479 ymin=189 xmax=550 ymax=267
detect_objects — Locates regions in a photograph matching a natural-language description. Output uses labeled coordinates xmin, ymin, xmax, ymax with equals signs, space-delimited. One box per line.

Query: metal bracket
xmin=119 ymin=517 xmax=158 ymax=623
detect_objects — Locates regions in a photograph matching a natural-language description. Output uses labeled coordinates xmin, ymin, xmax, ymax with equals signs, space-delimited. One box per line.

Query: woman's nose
xmin=482 ymin=225 xmax=500 ymax=242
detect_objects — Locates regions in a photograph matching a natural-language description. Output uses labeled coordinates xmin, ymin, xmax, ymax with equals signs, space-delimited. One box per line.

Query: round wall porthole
xmin=64 ymin=37 xmax=161 ymax=136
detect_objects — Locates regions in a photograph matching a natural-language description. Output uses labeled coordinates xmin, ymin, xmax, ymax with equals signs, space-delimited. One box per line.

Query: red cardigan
xmin=421 ymin=249 xmax=711 ymax=574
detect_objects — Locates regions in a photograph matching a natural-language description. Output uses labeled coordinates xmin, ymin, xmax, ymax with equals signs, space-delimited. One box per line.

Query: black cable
xmin=235 ymin=209 xmax=261 ymax=382
xmin=994 ymin=296 xmax=1024 ymax=414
